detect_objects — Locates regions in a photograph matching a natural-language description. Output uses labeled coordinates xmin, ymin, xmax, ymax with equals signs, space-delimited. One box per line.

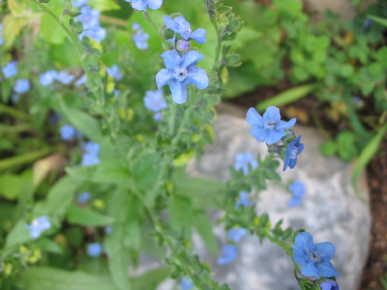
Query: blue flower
xmin=283 ymin=136 xmax=304 ymax=171
xmin=153 ymin=112 xmax=163 ymax=121
xmin=246 ymin=106 xmax=296 ymax=145
xmin=40 ymin=70 xmax=58 ymax=86
xmin=2 ymin=61 xmax=18 ymax=78
xmin=133 ymin=28 xmax=149 ymax=50
xmin=156 ymin=50 xmax=208 ymax=104
xmin=76 ymin=6 xmax=106 ymax=42
xmin=87 ymin=243 xmax=102 ymax=257
xmin=105 ymin=226 xmax=113 ymax=235
xmin=75 ymin=74 xmax=87 ymax=87
xmin=0 ymin=24 xmax=3 ymax=46
xmin=56 ymin=71 xmax=75 ymax=85
xmin=320 ymin=280 xmax=340 ymax=290
xmin=234 ymin=152 xmax=258 ymax=175
xmin=60 ymin=124 xmax=77 ymax=141
xmin=235 ymin=191 xmax=251 ymax=208
xmin=26 ymin=216 xmax=51 ymax=239
xmin=72 ymin=0 xmax=88 ymax=8
xmin=144 ymin=90 xmax=167 ymax=112
xmin=78 ymin=192 xmax=91 ymax=204
xmin=107 ymin=65 xmax=123 ymax=81
xmin=288 ymin=181 xmax=306 ymax=207
xmin=79 ymin=25 xmax=106 ymax=42
xmin=125 ymin=0 xmax=163 ymax=11
xmin=227 ymin=227 xmax=247 ymax=243
xmin=217 ymin=244 xmax=238 ymax=265
xmin=292 ymin=232 xmax=338 ymax=279
xmin=81 ymin=142 xmax=100 ymax=166
xmin=180 ymin=277 xmax=194 ymax=290
xmin=164 ymin=16 xmax=206 ymax=44
xmin=14 ymin=79 xmax=30 ymax=94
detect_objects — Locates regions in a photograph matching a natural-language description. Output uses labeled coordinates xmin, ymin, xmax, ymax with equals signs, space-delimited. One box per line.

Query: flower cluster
xmin=39 ymin=70 xmax=78 ymax=86
xmin=0 ymin=24 xmax=3 ymax=46
xmin=74 ymin=1 xmax=106 ymax=43
xmin=125 ymin=0 xmax=163 ymax=11
xmin=132 ymin=23 xmax=149 ymax=50
xmin=81 ymin=142 xmax=100 ymax=166
xmin=14 ymin=79 xmax=30 ymax=94
xmin=2 ymin=61 xmax=18 ymax=79
xmin=26 ymin=216 xmax=51 ymax=239
xmin=233 ymin=152 xmax=258 ymax=175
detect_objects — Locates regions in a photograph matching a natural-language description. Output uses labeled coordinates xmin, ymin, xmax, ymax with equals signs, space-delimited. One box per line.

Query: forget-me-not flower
xmin=75 ymin=74 xmax=87 ymax=87
xmin=40 ymin=70 xmax=58 ymax=86
xmin=107 ymin=65 xmax=123 ymax=81
xmin=76 ymin=6 xmax=106 ymax=42
xmin=60 ymin=124 xmax=77 ymax=141
xmin=234 ymin=152 xmax=258 ymax=175
xmin=72 ymin=0 xmax=88 ymax=8
xmin=0 ymin=24 xmax=3 ymax=46
xmin=283 ymin=136 xmax=304 ymax=171
xmin=320 ymin=280 xmax=339 ymax=290
xmin=156 ymin=50 xmax=208 ymax=104
xmin=87 ymin=243 xmax=102 ymax=257
xmin=14 ymin=79 xmax=30 ymax=94
xmin=217 ymin=244 xmax=238 ymax=265
xmin=78 ymin=192 xmax=91 ymax=204
xmin=180 ymin=278 xmax=193 ymax=290
xmin=26 ymin=216 xmax=51 ymax=239
xmin=292 ymin=232 xmax=338 ymax=279
xmin=2 ymin=61 xmax=18 ymax=78
xmin=81 ymin=141 xmax=100 ymax=166
xmin=247 ymin=106 xmax=296 ymax=145
xmin=133 ymin=28 xmax=149 ymax=50
xmin=288 ymin=181 xmax=306 ymax=207
xmin=79 ymin=25 xmax=106 ymax=42
xmin=56 ymin=71 xmax=75 ymax=85
xmin=236 ymin=191 xmax=251 ymax=208
xmin=125 ymin=0 xmax=163 ymax=11
xmin=144 ymin=90 xmax=167 ymax=112
xmin=164 ymin=16 xmax=206 ymax=44
xmin=228 ymin=227 xmax=248 ymax=243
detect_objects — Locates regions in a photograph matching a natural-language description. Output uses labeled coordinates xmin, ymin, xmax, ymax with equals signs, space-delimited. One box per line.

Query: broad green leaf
xmin=3 ymin=14 xmax=28 ymax=48
xmin=369 ymin=15 xmax=387 ymax=27
xmin=257 ymin=84 xmax=316 ymax=111
xmin=168 ymin=194 xmax=193 ymax=234
xmin=17 ymin=267 xmax=119 ymax=290
xmin=193 ymin=211 xmax=218 ymax=254
xmin=66 ymin=205 xmax=114 ymax=226
xmin=131 ymin=267 xmax=170 ymax=290
xmin=0 ymin=172 xmax=31 ymax=200
xmin=5 ymin=220 xmax=31 ymax=248
xmin=36 ymin=238 xmax=63 ymax=254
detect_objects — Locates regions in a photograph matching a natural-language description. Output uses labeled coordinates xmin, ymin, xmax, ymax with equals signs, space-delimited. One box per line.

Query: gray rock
xmin=183 ymin=113 xmax=371 ymax=290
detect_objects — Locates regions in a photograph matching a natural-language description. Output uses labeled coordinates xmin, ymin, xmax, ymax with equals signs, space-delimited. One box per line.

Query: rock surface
xmin=159 ymin=111 xmax=371 ymax=290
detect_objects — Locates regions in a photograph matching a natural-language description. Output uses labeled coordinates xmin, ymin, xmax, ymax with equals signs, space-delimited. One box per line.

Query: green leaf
xmin=66 ymin=205 xmax=114 ymax=226
xmin=3 ymin=14 xmax=28 ymax=48
xmin=369 ymin=15 xmax=387 ymax=27
xmin=336 ymin=131 xmax=358 ymax=161
xmin=168 ymin=194 xmax=193 ymax=234
xmin=5 ymin=220 xmax=31 ymax=248
xmin=320 ymin=141 xmax=336 ymax=157
xmin=0 ymin=172 xmax=31 ymax=200
xmin=16 ymin=267 xmax=119 ymax=290
xmin=193 ymin=211 xmax=218 ymax=254
xmin=39 ymin=1 xmax=68 ymax=44
xmin=257 ymin=84 xmax=316 ymax=111
xmin=131 ymin=267 xmax=170 ymax=290
xmin=352 ymin=125 xmax=387 ymax=192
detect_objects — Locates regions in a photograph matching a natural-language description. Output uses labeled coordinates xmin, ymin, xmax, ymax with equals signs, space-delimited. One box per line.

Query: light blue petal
xmin=263 ymin=106 xmax=281 ymax=122
xmin=246 ymin=107 xmax=263 ymax=127
xmin=300 ymin=262 xmax=320 ymax=278
xmin=294 ymin=232 xmax=314 ymax=251
xmin=182 ymin=50 xmax=203 ymax=68
xmin=156 ymin=69 xmax=173 ymax=89
xmin=316 ymin=242 xmax=336 ymax=260
xmin=161 ymin=50 xmax=182 ymax=69
xmin=146 ymin=0 xmax=163 ymax=9
xmin=265 ymin=130 xmax=284 ymax=145
xmin=278 ymin=118 xmax=297 ymax=130
xmin=317 ymin=261 xmax=338 ymax=278
xmin=191 ymin=28 xmax=206 ymax=43
xmin=169 ymin=81 xmax=188 ymax=104
xmin=164 ymin=16 xmax=178 ymax=31
xmin=174 ymin=16 xmax=191 ymax=39
xmin=186 ymin=68 xmax=208 ymax=89
xmin=130 ymin=0 xmax=147 ymax=10
xmin=250 ymin=127 xmax=266 ymax=142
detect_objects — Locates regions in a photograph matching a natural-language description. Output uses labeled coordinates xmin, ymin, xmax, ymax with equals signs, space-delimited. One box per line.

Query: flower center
xmin=174 ymin=68 xmax=188 ymax=81
xmin=309 ymin=251 xmax=321 ymax=263
xmin=265 ymin=120 xmax=277 ymax=129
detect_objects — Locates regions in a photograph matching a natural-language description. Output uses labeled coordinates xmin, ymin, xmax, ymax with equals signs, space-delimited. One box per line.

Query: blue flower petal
xmin=300 ymin=262 xmax=320 ymax=278
xmin=146 ymin=0 xmax=163 ymax=9
xmin=263 ymin=106 xmax=281 ymax=122
xmin=186 ymin=68 xmax=208 ymax=89
xmin=316 ymin=261 xmax=338 ymax=278
xmin=294 ymin=232 xmax=314 ymax=250
xmin=156 ymin=69 xmax=173 ymax=89
xmin=265 ymin=130 xmax=284 ymax=145
xmin=278 ymin=118 xmax=297 ymax=130
xmin=161 ymin=50 xmax=182 ymax=69
xmin=246 ymin=107 xmax=263 ymax=127
xmin=316 ymin=242 xmax=336 ymax=260
xmin=191 ymin=28 xmax=206 ymax=44
xmin=182 ymin=50 xmax=203 ymax=68
xmin=129 ymin=0 xmax=147 ymax=10
xmin=170 ymin=81 xmax=188 ymax=104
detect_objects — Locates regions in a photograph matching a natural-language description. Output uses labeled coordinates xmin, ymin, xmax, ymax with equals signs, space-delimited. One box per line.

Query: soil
xmin=230 ymin=86 xmax=387 ymax=290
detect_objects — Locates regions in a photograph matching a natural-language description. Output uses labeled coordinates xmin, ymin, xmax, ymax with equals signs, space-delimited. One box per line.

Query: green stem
xmin=0 ymin=104 xmax=30 ymax=121
xmin=0 ymin=147 xmax=57 ymax=171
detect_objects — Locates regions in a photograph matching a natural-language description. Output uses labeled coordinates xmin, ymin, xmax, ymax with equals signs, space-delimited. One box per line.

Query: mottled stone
xmin=156 ymin=110 xmax=371 ymax=290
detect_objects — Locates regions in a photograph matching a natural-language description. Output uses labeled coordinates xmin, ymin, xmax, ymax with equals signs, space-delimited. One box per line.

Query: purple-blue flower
xmin=87 ymin=243 xmax=102 ymax=257
xmin=78 ymin=192 xmax=91 ymax=204
xmin=164 ymin=16 xmax=206 ymax=44
xmin=56 ymin=71 xmax=75 ymax=85
xmin=217 ymin=244 xmax=238 ymax=265
xmin=247 ymin=106 xmax=296 ymax=145
xmin=75 ymin=74 xmax=87 ymax=87
xmin=2 ymin=61 xmax=18 ymax=78
xmin=236 ymin=191 xmax=251 ymax=208
xmin=26 ymin=216 xmax=51 ymax=239
xmin=153 ymin=112 xmax=163 ymax=121
xmin=228 ymin=227 xmax=247 ymax=243
xmin=234 ymin=152 xmax=258 ymax=175
xmin=283 ymin=136 xmax=304 ymax=171
xmin=156 ymin=50 xmax=208 ymax=104
xmin=76 ymin=6 xmax=106 ymax=42
xmin=60 ymin=124 xmax=77 ymax=141
xmin=125 ymin=0 xmax=163 ymax=11
xmin=180 ymin=278 xmax=193 ymax=290
xmin=144 ymin=90 xmax=167 ymax=112
xmin=40 ymin=70 xmax=58 ymax=86
xmin=72 ymin=0 xmax=88 ymax=8
xmin=133 ymin=28 xmax=149 ymax=50
xmin=320 ymin=280 xmax=340 ymax=290
xmin=288 ymin=181 xmax=306 ymax=207
xmin=107 ymin=65 xmax=123 ymax=81
xmin=14 ymin=79 xmax=30 ymax=94
xmin=292 ymin=232 xmax=338 ymax=279
xmin=81 ymin=142 xmax=100 ymax=166
xmin=79 ymin=25 xmax=106 ymax=42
